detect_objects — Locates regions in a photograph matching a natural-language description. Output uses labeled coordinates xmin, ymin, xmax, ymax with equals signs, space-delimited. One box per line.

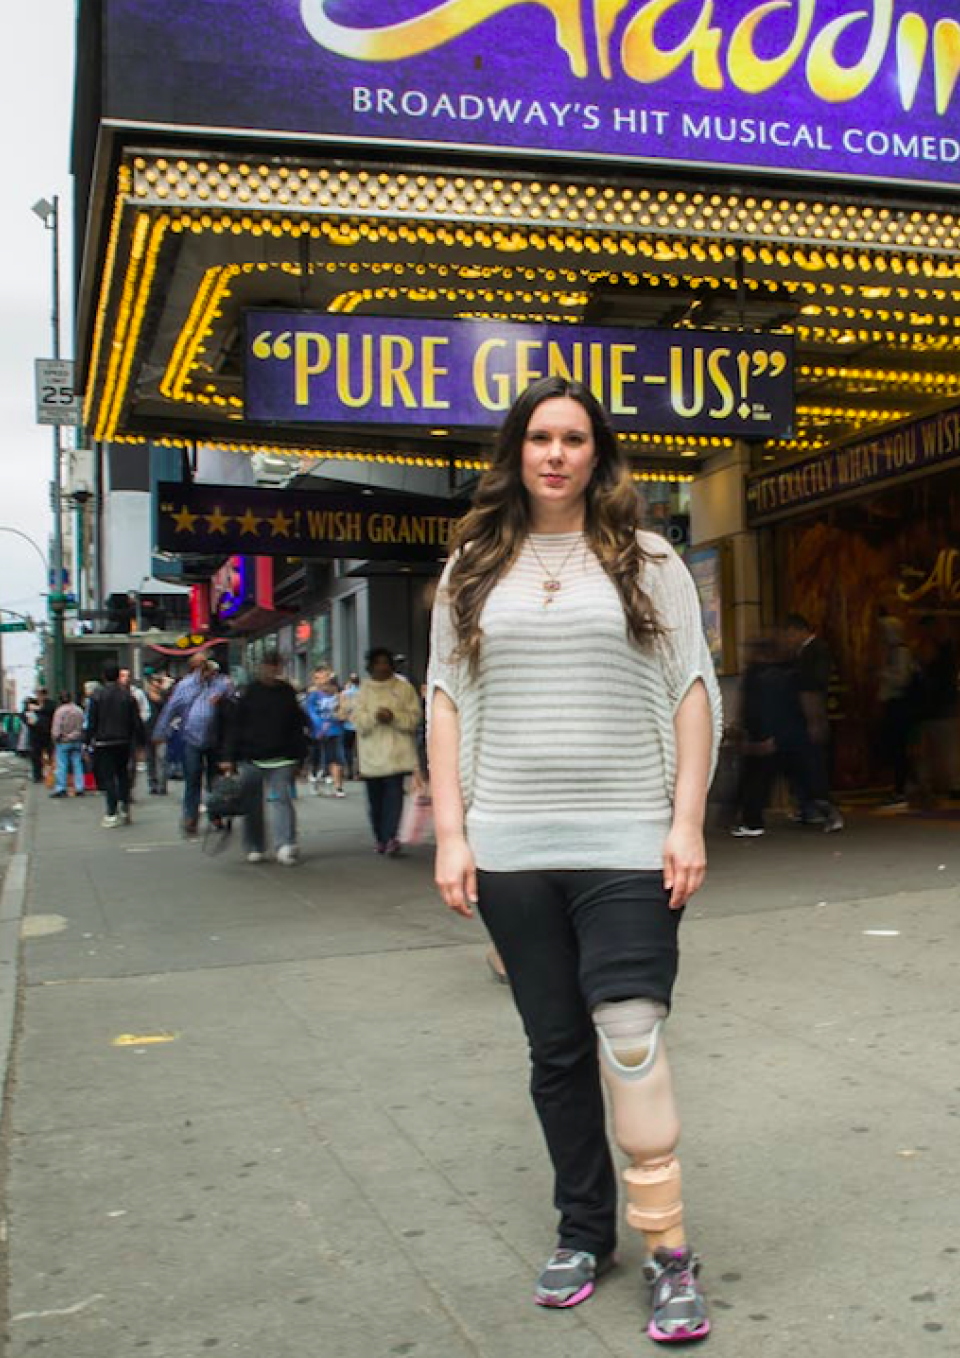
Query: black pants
xmin=29 ymin=739 xmax=50 ymax=783
xmin=881 ymin=697 xmax=912 ymax=796
xmin=364 ymin=773 xmax=405 ymax=846
xmin=477 ymin=869 xmax=681 ymax=1258
xmin=95 ymin=744 xmax=131 ymax=816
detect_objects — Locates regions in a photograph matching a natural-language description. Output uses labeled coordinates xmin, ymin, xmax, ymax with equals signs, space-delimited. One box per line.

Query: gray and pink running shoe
xmin=534 ymin=1247 xmax=615 ymax=1308
xmin=643 ymin=1246 xmax=710 ymax=1343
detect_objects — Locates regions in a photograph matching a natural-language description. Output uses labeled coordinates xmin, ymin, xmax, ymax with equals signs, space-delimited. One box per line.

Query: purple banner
xmin=244 ymin=312 xmax=794 ymax=436
xmin=105 ymin=2 xmax=960 ymax=191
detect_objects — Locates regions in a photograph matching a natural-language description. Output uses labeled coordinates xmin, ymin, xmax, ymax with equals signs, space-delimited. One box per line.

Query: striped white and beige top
xmin=428 ymin=530 xmax=723 ymax=873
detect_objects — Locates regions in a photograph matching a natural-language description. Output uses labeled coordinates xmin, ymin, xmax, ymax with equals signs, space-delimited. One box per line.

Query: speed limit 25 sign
xmin=35 ymin=358 xmax=81 ymax=426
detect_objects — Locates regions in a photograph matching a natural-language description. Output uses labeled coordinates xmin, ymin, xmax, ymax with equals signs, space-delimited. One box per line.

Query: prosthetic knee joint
xmin=593 ymin=999 xmax=682 ymax=1240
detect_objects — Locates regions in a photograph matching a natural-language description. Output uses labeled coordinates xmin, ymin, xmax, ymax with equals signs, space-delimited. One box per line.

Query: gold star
xmin=236 ymin=508 xmax=262 ymax=535
xmin=172 ymin=506 xmax=199 ymax=533
xmin=268 ymin=509 xmax=293 ymax=537
xmin=205 ymin=506 xmax=231 ymax=534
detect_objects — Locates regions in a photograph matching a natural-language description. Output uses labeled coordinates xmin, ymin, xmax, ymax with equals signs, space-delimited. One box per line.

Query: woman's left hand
xmin=662 ymin=821 xmax=706 ymax=910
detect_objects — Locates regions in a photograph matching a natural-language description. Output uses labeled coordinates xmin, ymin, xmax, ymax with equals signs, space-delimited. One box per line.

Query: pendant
xmin=542 ymin=578 xmax=561 ymax=594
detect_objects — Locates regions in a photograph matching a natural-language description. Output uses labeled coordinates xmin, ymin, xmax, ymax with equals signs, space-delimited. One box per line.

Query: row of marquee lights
xmin=112 ymin=432 xmax=697 ymax=481
xmin=131 ymin=160 xmax=960 ymax=254
xmin=162 ymin=258 xmax=955 ymax=409
xmin=85 ymin=156 xmax=960 ymax=450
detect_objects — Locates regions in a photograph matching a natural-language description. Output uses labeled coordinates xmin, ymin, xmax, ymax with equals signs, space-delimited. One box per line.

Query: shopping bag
xmin=398 ymin=790 xmax=434 ymax=845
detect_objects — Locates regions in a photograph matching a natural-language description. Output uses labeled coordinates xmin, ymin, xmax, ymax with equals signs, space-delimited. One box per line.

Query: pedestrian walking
xmin=340 ymin=673 xmax=360 ymax=778
xmin=151 ymin=654 xmax=233 ymax=835
xmin=226 ymin=650 xmax=308 ymax=865
xmin=119 ymin=667 xmax=151 ymax=800
xmin=86 ymin=664 xmax=144 ymax=827
xmin=877 ymin=611 xmax=918 ymax=810
xmin=22 ymin=688 xmax=55 ymax=784
xmin=355 ymin=649 xmax=421 ymax=856
xmin=144 ymin=672 xmax=170 ymax=794
xmin=49 ymin=692 xmax=86 ymax=798
xmin=914 ymin=616 xmax=959 ymax=804
xmin=428 ymin=375 xmax=721 ymax=1343
xmin=784 ymin=614 xmax=843 ymax=832
xmin=305 ymin=672 xmax=347 ymax=797
xmin=303 ymin=665 xmax=331 ymax=789
xmin=730 ymin=635 xmax=811 ymax=837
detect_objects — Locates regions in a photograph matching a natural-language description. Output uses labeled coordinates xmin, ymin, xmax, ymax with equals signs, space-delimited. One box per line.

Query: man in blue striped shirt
xmin=153 ymin=655 xmax=233 ymax=835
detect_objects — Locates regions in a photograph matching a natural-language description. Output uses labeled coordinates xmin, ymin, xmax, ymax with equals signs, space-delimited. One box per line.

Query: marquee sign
xmin=156 ymin=484 xmax=465 ymax=562
xmin=746 ymin=404 xmax=960 ymax=523
xmin=105 ymin=1 xmax=960 ymax=191
xmin=245 ymin=314 xmax=795 ymax=437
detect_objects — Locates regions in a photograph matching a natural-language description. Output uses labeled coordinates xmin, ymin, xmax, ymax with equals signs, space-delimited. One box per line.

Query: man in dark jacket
xmin=23 ymin=688 xmax=56 ymax=784
xmin=785 ymin=613 xmax=844 ymax=833
xmin=227 ymin=651 xmax=308 ymax=865
xmin=86 ymin=664 xmax=144 ymax=827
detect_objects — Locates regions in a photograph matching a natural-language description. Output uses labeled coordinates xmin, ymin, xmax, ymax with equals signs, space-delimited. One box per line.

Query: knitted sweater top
xmin=428 ymin=531 xmax=723 ymax=873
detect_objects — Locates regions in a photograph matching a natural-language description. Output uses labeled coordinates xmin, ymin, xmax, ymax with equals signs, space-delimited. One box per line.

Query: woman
xmin=339 ymin=673 xmax=361 ymax=778
xmin=307 ymin=673 xmax=347 ymax=798
xmin=354 ymin=648 xmax=422 ymax=855
xmin=428 ymin=376 xmax=721 ymax=1344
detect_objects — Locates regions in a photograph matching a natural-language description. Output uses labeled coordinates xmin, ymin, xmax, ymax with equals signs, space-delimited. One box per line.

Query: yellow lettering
xmin=670 ymin=347 xmax=705 ymax=419
xmin=621 ymin=0 xmax=724 ymax=91
xmin=367 ymin=513 xmax=382 ymax=544
xmin=335 ymin=333 xmax=374 ymax=408
xmin=294 ymin=333 xmax=331 ymax=406
xmin=515 ymin=340 xmax=543 ymax=390
xmin=706 ymin=347 xmax=734 ymax=418
xmin=380 ymin=336 xmax=417 ymax=408
xmin=589 ymin=343 xmax=605 ymax=405
xmin=609 ymin=344 xmax=637 ymax=414
xmin=421 ymin=337 xmax=451 ymax=409
xmin=473 ymin=339 xmax=511 ymax=411
xmin=728 ymin=0 xmax=815 ymax=94
xmin=806 ymin=0 xmax=893 ymax=102
xmin=546 ymin=341 xmax=585 ymax=383
xmin=933 ymin=19 xmax=960 ymax=115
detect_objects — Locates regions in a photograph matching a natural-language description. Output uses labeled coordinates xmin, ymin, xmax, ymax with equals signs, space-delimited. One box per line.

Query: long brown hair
xmin=447 ymin=376 xmax=663 ymax=674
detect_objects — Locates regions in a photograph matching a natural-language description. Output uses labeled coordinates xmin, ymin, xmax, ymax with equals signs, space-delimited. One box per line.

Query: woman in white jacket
xmin=354 ymin=647 xmax=422 ymax=855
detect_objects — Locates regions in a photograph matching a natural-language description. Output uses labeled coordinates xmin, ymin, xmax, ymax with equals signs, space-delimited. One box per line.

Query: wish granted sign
xmin=105 ymin=1 xmax=960 ymax=191
xmin=245 ymin=314 xmax=795 ymax=437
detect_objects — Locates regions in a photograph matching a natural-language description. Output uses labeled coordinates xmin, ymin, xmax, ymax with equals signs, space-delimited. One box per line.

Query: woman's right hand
xmin=435 ymin=835 xmax=478 ymax=918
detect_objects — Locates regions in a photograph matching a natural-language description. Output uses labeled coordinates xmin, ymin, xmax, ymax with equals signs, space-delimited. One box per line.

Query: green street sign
xmin=0 ymin=622 xmax=30 ymax=633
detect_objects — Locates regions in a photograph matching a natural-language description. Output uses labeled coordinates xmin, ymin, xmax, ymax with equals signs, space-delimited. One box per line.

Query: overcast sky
xmin=0 ymin=3 xmax=76 ymax=702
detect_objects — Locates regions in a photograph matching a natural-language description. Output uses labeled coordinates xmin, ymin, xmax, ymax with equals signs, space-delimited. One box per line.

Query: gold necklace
xmin=526 ymin=534 xmax=584 ymax=607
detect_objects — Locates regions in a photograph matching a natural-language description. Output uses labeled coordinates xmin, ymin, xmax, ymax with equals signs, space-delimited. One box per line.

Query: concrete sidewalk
xmin=3 ymin=781 xmax=960 ymax=1356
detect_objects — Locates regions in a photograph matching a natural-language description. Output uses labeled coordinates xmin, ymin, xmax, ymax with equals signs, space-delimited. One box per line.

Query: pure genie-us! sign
xmin=105 ymin=1 xmax=960 ymax=190
xmin=244 ymin=314 xmax=795 ymax=437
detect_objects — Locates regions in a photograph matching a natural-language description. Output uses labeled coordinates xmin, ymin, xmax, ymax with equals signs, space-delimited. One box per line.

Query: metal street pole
xmin=48 ymin=195 xmax=66 ymax=694
xmin=33 ymin=195 xmax=66 ymax=694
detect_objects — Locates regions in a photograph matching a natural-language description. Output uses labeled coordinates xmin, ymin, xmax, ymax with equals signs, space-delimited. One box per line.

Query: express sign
xmin=104 ymin=1 xmax=960 ymax=191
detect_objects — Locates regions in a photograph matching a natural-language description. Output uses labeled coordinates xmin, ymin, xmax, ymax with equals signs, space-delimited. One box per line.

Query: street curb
xmin=0 ymin=782 xmax=32 ymax=1125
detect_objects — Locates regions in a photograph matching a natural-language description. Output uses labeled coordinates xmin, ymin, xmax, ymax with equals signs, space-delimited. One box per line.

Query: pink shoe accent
xmin=535 ymin=1280 xmax=595 ymax=1309
xmin=648 ymin=1317 xmax=711 ymax=1343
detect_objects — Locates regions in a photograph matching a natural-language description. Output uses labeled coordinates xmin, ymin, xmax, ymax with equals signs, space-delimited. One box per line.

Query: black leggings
xmin=477 ymin=868 xmax=681 ymax=1258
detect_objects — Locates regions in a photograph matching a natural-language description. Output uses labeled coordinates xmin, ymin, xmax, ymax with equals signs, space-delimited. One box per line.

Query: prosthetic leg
xmin=594 ymin=999 xmax=709 ymax=1343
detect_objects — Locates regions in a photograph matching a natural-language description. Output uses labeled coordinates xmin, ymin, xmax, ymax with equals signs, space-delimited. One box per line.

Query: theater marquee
xmin=245 ymin=314 xmax=795 ymax=438
xmin=746 ymin=404 xmax=960 ymax=523
xmin=156 ymin=484 xmax=465 ymax=562
xmin=104 ymin=1 xmax=960 ymax=191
